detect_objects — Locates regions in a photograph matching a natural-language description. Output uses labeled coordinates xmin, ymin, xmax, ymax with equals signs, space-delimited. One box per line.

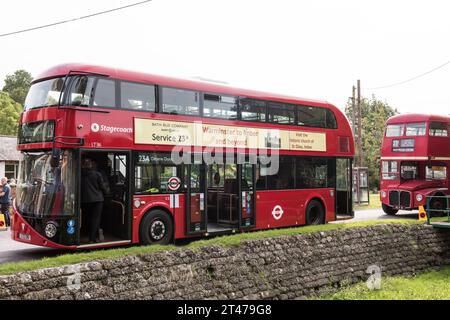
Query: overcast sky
xmin=1 ymin=0 xmax=449 ymax=115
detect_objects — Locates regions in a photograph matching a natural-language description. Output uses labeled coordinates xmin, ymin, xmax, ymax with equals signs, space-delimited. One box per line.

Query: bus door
xmin=79 ymin=151 xmax=131 ymax=245
xmin=239 ymin=163 xmax=256 ymax=228
xmin=336 ymin=158 xmax=353 ymax=217
xmin=185 ymin=162 xmax=207 ymax=234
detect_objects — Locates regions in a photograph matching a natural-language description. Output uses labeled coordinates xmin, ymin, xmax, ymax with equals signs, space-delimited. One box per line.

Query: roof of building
xmin=0 ymin=135 xmax=21 ymax=161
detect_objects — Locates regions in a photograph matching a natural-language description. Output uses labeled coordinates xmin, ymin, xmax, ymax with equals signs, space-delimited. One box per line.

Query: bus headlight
xmin=381 ymin=191 xmax=387 ymax=198
xmin=45 ymin=221 xmax=58 ymax=238
xmin=416 ymin=194 xmax=423 ymax=202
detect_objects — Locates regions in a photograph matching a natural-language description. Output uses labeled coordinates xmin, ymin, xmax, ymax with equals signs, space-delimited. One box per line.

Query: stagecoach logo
xmin=90 ymin=122 xmax=133 ymax=134
xmin=272 ymin=205 xmax=284 ymax=220
xmin=91 ymin=123 xmax=100 ymax=132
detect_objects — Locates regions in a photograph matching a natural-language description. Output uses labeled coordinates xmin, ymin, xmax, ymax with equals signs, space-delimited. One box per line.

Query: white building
xmin=0 ymin=135 xmax=21 ymax=180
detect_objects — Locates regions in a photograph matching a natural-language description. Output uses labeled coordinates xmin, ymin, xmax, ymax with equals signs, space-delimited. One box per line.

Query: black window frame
xmin=90 ymin=77 xmax=118 ymax=109
xmin=160 ymin=86 xmax=201 ymax=117
xmin=297 ymin=105 xmax=338 ymax=129
xmin=267 ymin=102 xmax=297 ymax=125
xmin=239 ymin=97 xmax=268 ymax=123
xmin=119 ymin=80 xmax=157 ymax=112
xmin=202 ymin=92 xmax=238 ymax=120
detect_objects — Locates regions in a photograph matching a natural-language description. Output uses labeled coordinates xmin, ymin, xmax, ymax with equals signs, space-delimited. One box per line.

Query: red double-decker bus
xmin=12 ymin=63 xmax=354 ymax=249
xmin=380 ymin=113 xmax=450 ymax=215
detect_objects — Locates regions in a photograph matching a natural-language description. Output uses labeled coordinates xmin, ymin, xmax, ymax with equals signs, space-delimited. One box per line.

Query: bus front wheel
xmin=306 ymin=200 xmax=325 ymax=225
xmin=382 ymin=204 xmax=398 ymax=215
xmin=140 ymin=210 xmax=174 ymax=245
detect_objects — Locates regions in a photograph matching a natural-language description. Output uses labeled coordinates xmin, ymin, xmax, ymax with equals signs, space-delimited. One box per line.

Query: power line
xmin=0 ymin=0 xmax=152 ymax=38
xmin=366 ymin=59 xmax=450 ymax=90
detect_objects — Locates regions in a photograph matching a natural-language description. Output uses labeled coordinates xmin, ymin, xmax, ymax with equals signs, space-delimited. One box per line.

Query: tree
xmin=0 ymin=91 xmax=22 ymax=136
xmin=2 ymin=70 xmax=33 ymax=105
xmin=346 ymin=95 xmax=398 ymax=191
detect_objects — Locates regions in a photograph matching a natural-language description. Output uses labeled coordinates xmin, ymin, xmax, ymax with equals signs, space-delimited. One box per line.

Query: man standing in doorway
xmin=0 ymin=177 xmax=11 ymax=227
xmin=81 ymin=158 xmax=108 ymax=243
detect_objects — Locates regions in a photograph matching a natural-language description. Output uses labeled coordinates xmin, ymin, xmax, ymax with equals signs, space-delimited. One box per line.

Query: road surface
xmin=0 ymin=231 xmax=64 ymax=264
xmin=0 ymin=208 xmax=420 ymax=265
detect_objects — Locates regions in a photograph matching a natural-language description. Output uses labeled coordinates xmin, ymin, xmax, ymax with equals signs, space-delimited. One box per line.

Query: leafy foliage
xmin=0 ymin=91 xmax=22 ymax=135
xmin=346 ymin=96 xmax=398 ymax=190
xmin=2 ymin=69 xmax=33 ymax=105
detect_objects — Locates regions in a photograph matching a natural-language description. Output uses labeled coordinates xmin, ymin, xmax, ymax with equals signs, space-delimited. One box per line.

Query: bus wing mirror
xmin=51 ymin=148 xmax=61 ymax=168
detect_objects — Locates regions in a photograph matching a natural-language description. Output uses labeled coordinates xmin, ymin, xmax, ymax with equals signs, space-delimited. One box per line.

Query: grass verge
xmin=0 ymin=219 xmax=419 ymax=276
xmin=318 ymin=267 xmax=450 ymax=300
xmin=354 ymin=193 xmax=381 ymax=211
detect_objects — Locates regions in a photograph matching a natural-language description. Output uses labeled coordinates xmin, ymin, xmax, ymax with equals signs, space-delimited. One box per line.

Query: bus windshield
xmin=24 ymin=77 xmax=65 ymax=111
xmin=16 ymin=150 xmax=77 ymax=217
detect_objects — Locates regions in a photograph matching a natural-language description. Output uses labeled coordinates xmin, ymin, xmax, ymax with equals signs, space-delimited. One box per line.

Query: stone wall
xmin=1 ymin=223 xmax=450 ymax=300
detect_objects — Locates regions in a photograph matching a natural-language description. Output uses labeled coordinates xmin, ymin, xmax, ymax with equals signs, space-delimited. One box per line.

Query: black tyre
xmin=306 ymin=200 xmax=325 ymax=225
xmin=429 ymin=197 xmax=446 ymax=218
xmin=139 ymin=209 xmax=174 ymax=245
xmin=382 ymin=204 xmax=398 ymax=215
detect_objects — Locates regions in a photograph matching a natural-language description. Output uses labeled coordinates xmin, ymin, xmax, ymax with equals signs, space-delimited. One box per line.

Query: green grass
xmin=319 ymin=267 xmax=450 ymax=300
xmin=354 ymin=193 xmax=381 ymax=211
xmin=0 ymin=219 xmax=419 ymax=276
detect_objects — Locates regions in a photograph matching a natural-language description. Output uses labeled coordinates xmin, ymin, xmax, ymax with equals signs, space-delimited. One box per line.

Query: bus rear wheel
xmin=306 ymin=200 xmax=325 ymax=225
xmin=140 ymin=210 xmax=174 ymax=245
xmin=382 ymin=204 xmax=398 ymax=215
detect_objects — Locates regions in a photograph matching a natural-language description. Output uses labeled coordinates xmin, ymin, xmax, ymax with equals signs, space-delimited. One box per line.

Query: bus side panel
xmin=254 ymin=189 xmax=335 ymax=231
xmin=255 ymin=190 xmax=305 ymax=229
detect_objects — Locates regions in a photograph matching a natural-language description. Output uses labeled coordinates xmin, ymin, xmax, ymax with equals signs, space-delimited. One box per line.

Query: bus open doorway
xmin=78 ymin=151 xmax=131 ymax=247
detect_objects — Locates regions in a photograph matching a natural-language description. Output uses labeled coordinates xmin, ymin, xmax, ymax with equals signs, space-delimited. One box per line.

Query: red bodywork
xmin=12 ymin=63 xmax=354 ymax=249
xmin=380 ymin=113 xmax=450 ymax=210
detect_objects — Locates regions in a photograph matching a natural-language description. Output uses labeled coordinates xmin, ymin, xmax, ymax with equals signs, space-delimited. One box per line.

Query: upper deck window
xmin=240 ymin=98 xmax=266 ymax=122
xmin=405 ymin=122 xmax=426 ymax=136
xmin=386 ymin=124 xmax=404 ymax=137
xmin=161 ymin=88 xmax=200 ymax=116
xmin=121 ymin=81 xmax=156 ymax=111
xmin=429 ymin=122 xmax=448 ymax=137
xmin=267 ymin=103 xmax=295 ymax=125
xmin=93 ymin=79 xmax=116 ymax=108
xmin=297 ymin=105 xmax=337 ymax=129
xmin=203 ymin=94 xmax=237 ymax=120
xmin=68 ymin=76 xmax=95 ymax=106
xmin=24 ymin=78 xmax=64 ymax=111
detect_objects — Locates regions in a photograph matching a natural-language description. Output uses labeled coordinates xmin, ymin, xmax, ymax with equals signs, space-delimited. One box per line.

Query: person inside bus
xmin=81 ymin=157 xmax=108 ymax=243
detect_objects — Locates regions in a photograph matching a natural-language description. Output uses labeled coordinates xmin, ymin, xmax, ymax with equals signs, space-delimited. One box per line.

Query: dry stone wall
xmin=1 ymin=223 xmax=450 ymax=300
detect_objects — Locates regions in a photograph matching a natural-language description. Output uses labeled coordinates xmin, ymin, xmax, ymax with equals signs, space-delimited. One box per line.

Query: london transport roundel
xmin=272 ymin=205 xmax=284 ymax=220
xmin=168 ymin=176 xmax=181 ymax=191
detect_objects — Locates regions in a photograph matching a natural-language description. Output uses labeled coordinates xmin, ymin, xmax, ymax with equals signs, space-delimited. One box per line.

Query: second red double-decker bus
xmin=380 ymin=113 xmax=450 ymax=215
xmin=12 ymin=63 xmax=354 ymax=249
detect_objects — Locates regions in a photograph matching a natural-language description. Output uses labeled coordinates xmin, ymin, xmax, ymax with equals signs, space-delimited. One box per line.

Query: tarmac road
xmin=0 ymin=231 xmax=64 ymax=265
xmin=0 ymin=208 xmax=420 ymax=265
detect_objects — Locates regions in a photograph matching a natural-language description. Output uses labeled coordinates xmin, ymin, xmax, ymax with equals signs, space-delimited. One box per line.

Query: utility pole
xmin=357 ymin=80 xmax=363 ymax=167
xmin=351 ymin=86 xmax=356 ymax=138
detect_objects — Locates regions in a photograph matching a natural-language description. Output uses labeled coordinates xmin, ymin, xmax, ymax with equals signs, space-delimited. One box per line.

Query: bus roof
xmin=35 ymin=63 xmax=337 ymax=110
xmin=386 ymin=113 xmax=450 ymax=124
